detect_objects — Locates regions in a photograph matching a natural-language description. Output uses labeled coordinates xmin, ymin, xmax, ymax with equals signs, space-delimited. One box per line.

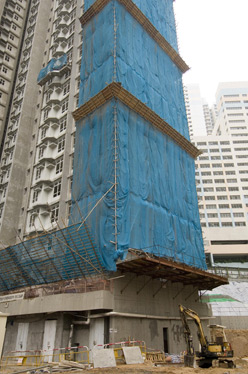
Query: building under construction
xmin=0 ymin=0 xmax=227 ymax=357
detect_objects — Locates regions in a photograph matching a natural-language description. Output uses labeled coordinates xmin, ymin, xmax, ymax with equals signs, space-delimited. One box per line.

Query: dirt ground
xmin=2 ymin=359 xmax=248 ymax=374
xmin=226 ymin=330 xmax=248 ymax=358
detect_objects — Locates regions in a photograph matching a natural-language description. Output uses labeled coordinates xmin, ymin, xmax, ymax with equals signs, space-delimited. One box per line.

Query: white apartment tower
xmin=184 ymin=84 xmax=207 ymax=139
xmin=193 ymin=82 xmax=248 ymax=266
xmin=0 ymin=0 xmax=31 ymax=150
xmin=0 ymin=0 xmax=83 ymax=246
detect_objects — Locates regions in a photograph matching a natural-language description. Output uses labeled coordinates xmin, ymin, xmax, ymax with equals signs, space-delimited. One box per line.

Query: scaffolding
xmin=0 ymin=222 xmax=106 ymax=293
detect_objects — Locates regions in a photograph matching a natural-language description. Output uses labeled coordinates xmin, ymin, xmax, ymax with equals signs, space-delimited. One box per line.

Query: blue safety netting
xmin=80 ymin=0 xmax=188 ymax=139
xmin=37 ymin=54 xmax=67 ymax=83
xmin=71 ymin=0 xmax=206 ymax=270
xmin=71 ymin=100 xmax=206 ymax=270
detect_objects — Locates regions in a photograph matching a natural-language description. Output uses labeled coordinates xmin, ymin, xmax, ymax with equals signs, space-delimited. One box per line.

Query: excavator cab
xmin=208 ymin=324 xmax=233 ymax=355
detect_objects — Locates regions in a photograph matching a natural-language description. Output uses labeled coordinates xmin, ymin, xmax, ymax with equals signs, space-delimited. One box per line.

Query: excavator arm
xmin=179 ymin=305 xmax=208 ymax=353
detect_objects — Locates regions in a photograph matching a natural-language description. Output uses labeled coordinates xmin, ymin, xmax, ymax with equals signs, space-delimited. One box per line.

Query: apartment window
xmin=217 ymin=196 xmax=227 ymax=200
xmin=5 ymin=55 xmax=10 ymax=62
xmin=213 ymin=171 xmax=223 ymax=176
xmin=63 ymin=81 xmax=70 ymax=96
xmin=205 ymin=196 xmax=215 ymax=200
xmin=223 ymin=156 xmax=233 ymax=160
xmin=210 ymin=148 xmax=219 ymax=153
xmin=228 ymin=187 xmax=239 ymax=191
xmin=29 ymin=214 xmax=36 ymax=227
xmin=239 ymin=170 xmax=248 ymax=174
xmin=65 ymin=70 xmax=71 ymax=79
xmin=60 ymin=117 xmax=67 ymax=132
xmin=7 ymin=45 xmax=12 ymax=51
xmin=199 ymin=156 xmax=209 ymax=161
xmin=2 ymin=67 xmax=8 ymax=74
xmin=233 ymin=213 xmax=244 ymax=217
xmin=51 ymin=204 xmax=59 ymax=223
xmin=202 ymin=179 xmax=213 ymax=184
xmin=14 ymin=15 xmax=19 ymax=20
xmin=207 ymin=213 xmax=218 ymax=218
xmin=216 ymin=187 xmax=226 ymax=192
xmin=201 ymin=172 xmax=211 ymax=176
xmin=16 ymin=5 xmax=21 ymax=11
xmin=32 ymin=190 xmax=39 ymax=203
xmin=203 ymin=187 xmax=214 ymax=192
xmin=211 ymin=156 xmax=221 ymax=160
xmin=41 ymin=127 xmax=47 ymax=139
xmin=10 ymin=34 xmax=14 ymax=41
xmin=38 ymin=147 xmax=44 ymax=159
xmin=219 ymin=204 xmax=229 ymax=209
xmin=0 ymin=78 xmax=5 ymax=85
xmin=58 ymin=136 xmax=65 ymax=152
xmin=53 ymin=179 xmax=61 ymax=198
xmin=235 ymin=148 xmax=248 ymax=151
xmin=68 ymin=35 xmax=74 ymax=48
xmin=242 ymin=187 xmax=248 ymax=190
xmin=238 ymin=163 xmax=248 ymax=167
xmin=227 ymin=179 xmax=237 ymax=183
xmin=209 ymin=222 xmax=219 ymax=227
xmin=44 ymin=108 xmax=49 ymax=120
xmin=215 ymin=179 xmax=225 ymax=183
xmin=241 ymin=178 xmax=248 ymax=182
xmin=220 ymin=141 xmax=230 ymax=145
xmin=56 ymin=157 xmax=63 ymax=174
xmin=230 ymin=195 xmax=240 ymax=200
xmin=12 ymin=24 xmax=17 ymax=30
xmin=231 ymin=204 xmax=242 ymax=208
xmin=220 ymin=213 xmax=231 ymax=218
xmin=35 ymin=168 xmax=41 ymax=180
xmin=200 ymin=164 xmax=210 ymax=168
xmin=224 ymin=163 xmax=234 ymax=167
xmin=197 ymin=142 xmax=207 ymax=146
xmin=206 ymin=205 xmax=216 ymax=209
xmin=198 ymin=205 xmax=203 ymax=210
xmin=222 ymin=222 xmax=233 ymax=227
xmin=201 ymin=223 xmax=206 ymax=227
xmin=235 ymin=222 xmax=246 ymax=227
xmin=62 ymin=99 xmax=68 ymax=113
xmin=226 ymin=171 xmax=235 ymax=175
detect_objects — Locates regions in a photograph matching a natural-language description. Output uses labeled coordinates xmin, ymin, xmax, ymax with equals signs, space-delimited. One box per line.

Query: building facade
xmin=0 ymin=0 xmax=226 ymax=359
xmin=193 ymin=82 xmax=248 ymax=267
xmin=0 ymin=0 xmax=82 ymax=247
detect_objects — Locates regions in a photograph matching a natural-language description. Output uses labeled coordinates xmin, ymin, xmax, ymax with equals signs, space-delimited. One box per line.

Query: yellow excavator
xmin=179 ymin=305 xmax=234 ymax=368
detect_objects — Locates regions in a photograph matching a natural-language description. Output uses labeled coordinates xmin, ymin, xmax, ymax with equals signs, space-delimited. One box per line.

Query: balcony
xmin=38 ymin=64 xmax=71 ymax=87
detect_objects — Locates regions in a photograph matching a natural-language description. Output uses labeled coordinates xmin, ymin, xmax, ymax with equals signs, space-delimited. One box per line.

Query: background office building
xmin=191 ymin=82 xmax=248 ymax=267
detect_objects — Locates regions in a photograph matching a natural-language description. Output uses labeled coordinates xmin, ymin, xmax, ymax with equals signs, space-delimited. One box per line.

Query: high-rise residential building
xmin=184 ymin=84 xmax=207 ymax=139
xmin=0 ymin=0 xmax=226 ymax=358
xmin=0 ymin=0 xmax=83 ymax=247
xmin=203 ymin=101 xmax=217 ymax=136
xmin=184 ymin=84 xmax=217 ymax=137
xmin=193 ymin=82 xmax=248 ymax=268
xmin=0 ymin=0 xmax=31 ymax=150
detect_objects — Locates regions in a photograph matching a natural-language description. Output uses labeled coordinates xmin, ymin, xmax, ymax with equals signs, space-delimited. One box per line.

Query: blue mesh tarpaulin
xmin=37 ymin=54 xmax=67 ymax=83
xmin=70 ymin=0 xmax=206 ymax=270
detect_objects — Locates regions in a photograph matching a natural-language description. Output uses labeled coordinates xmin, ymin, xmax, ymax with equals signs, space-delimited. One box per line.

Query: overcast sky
xmin=173 ymin=0 xmax=248 ymax=105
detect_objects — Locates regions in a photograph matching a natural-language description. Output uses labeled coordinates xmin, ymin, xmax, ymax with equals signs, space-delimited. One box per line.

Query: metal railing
xmin=1 ymin=346 xmax=90 ymax=368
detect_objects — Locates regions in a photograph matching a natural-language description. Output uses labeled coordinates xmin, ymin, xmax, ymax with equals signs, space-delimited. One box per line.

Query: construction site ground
xmin=2 ymin=359 xmax=248 ymax=374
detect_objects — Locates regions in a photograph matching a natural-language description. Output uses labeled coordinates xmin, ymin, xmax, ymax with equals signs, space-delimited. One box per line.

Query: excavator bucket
xmin=184 ymin=354 xmax=196 ymax=368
